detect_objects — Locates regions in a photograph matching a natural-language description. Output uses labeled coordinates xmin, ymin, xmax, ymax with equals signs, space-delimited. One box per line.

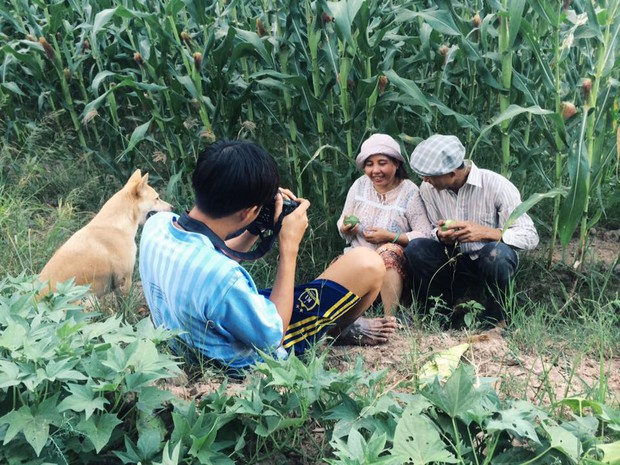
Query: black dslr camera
xmin=247 ymin=198 xmax=300 ymax=235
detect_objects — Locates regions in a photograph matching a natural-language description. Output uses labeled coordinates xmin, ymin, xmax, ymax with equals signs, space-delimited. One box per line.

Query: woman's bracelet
xmin=392 ymin=232 xmax=401 ymax=243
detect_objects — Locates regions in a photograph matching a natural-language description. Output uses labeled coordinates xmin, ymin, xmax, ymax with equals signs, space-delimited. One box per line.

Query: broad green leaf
xmin=1 ymin=396 xmax=60 ymax=456
xmin=1 ymin=408 xmax=50 ymax=456
xmin=543 ymin=423 xmax=581 ymax=462
xmin=137 ymin=428 xmax=164 ymax=458
xmin=137 ymin=386 xmax=176 ymax=412
xmin=559 ymin=111 xmax=590 ymax=246
xmin=0 ymin=360 xmax=22 ymax=388
xmin=154 ymin=441 xmax=182 ymax=465
xmin=487 ymin=407 xmax=541 ymax=444
xmin=91 ymin=70 xmax=117 ymax=92
xmin=520 ymin=20 xmax=555 ymax=89
xmin=395 ymin=9 xmax=460 ymax=36
xmin=92 ymin=8 xmax=118 ymax=36
xmin=0 ymin=322 xmax=27 ymax=350
xmin=233 ymin=28 xmax=273 ymax=67
xmin=508 ymin=0 xmax=526 ymax=49
xmin=503 ymin=188 xmax=568 ymax=231
xmin=421 ymin=364 xmax=481 ymax=420
xmin=595 ymin=441 xmax=620 ymax=464
xmin=117 ymin=120 xmax=151 ymax=160
xmin=472 ymin=105 xmax=553 ymax=156
xmin=384 ymin=70 xmax=431 ymax=112
xmin=393 ymin=406 xmax=458 ymax=464
xmin=56 ymin=383 xmax=108 ymax=419
xmin=44 ymin=358 xmax=87 ymax=383
xmin=326 ymin=0 xmax=365 ymax=49
xmin=528 ymin=0 xmax=558 ymax=25
xmin=76 ymin=413 xmax=122 ymax=453
xmin=1 ymin=81 xmax=25 ymax=96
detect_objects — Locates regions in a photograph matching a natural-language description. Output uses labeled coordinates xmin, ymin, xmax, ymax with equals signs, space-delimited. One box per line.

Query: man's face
xmin=423 ymin=172 xmax=454 ymax=191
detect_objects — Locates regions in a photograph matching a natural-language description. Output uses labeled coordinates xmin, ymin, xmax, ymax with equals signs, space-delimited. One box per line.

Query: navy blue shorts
xmin=259 ymin=279 xmax=360 ymax=356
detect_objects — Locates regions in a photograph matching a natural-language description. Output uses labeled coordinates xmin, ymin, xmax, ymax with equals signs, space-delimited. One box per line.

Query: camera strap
xmin=177 ymin=212 xmax=281 ymax=261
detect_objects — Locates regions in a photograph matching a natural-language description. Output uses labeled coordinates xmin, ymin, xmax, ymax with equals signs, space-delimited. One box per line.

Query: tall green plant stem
xmin=233 ymin=6 xmax=254 ymax=121
xmin=548 ymin=4 xmax=565 ymax=268
xmin=578 ymin=2 xmax=619 ymax=264
xmin=306 ymin=6 xmax=327 ymax=205
xmin=338 ymin=42 xmax=352 ymax=159
xmin=50 ymin=36 xmax=88 ymax=152
xmin=498 ymin=1 xmax=512 ymax=177
xmin=167 ymin=16 xmax=212 ymax=133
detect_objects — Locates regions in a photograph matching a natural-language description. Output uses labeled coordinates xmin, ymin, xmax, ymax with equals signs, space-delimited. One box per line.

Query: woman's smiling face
xmin=364 ymin=154 xmax=400 ymax=191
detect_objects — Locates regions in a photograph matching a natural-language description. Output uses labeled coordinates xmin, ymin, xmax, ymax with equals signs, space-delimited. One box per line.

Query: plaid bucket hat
xmin=409 ymin=135 xmax=466 ymax=176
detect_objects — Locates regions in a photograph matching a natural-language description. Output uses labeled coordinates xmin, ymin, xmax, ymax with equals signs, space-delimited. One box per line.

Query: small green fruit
xmin=442 ymin=219 xmax=455 ymax=231
xmin=344 ymin=215 xmax=360 ymax=226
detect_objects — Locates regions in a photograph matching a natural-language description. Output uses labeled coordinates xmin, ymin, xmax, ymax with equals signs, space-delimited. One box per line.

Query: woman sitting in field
xmin=337 ymin=134 xmax=432 ymax=315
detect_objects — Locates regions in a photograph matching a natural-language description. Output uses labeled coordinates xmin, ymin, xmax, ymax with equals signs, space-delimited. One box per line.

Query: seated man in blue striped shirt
xmin=404 ymin=135 xmax=539 ymax=329
xmin=139 ymin=140 xmax=397 ymax=373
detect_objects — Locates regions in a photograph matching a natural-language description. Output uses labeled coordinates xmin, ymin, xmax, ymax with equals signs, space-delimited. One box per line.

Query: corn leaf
xmin=508 ymin=0 xmax=526 ymax=49
xmin=503 ymin=188 xmax=568 ymax=232
xmin=384 ymin=70 xmax=431 ymax=112
xmin=472 ymin=104 xmax=553 ymax=156
xmin=326 ymin=0 xmax=364 ymax=49
xmin=394 ymin=8 xmax=460 ymax=36
xmin=558 ymin=111 xmax=590 ymax=246
xmin=117 ymin=120 xmax=151 ymax=160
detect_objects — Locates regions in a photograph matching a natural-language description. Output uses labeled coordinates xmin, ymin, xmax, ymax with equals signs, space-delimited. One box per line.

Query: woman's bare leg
xmin=380 ymin=268 xmax=403 ymax=317
xmin=318 ymin=248 xmax=397 ymax=344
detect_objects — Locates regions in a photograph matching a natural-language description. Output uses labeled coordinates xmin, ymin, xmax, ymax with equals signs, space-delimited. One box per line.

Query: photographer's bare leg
xmin=318 ymin=248 xmax=397 ymax=345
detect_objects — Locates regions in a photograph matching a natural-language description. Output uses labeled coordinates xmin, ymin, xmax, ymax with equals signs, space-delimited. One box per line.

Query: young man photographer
xmin=139 ymin=140 xmax=397 ymax=372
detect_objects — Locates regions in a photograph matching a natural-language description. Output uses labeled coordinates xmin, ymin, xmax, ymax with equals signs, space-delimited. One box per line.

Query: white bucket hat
xmin=355 ymin=134 xmax=405 ymax=169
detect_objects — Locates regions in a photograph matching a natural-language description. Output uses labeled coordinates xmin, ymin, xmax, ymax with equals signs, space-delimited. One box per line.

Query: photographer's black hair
xmin=192 ymin=140 xmax=280 ymax=218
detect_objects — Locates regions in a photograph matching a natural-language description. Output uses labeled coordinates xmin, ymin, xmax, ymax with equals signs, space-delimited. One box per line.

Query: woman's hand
xmin=341 ymin=222 xmax=360 ymax=236
xmin=362 ymin=227 xmax=392 ymax=244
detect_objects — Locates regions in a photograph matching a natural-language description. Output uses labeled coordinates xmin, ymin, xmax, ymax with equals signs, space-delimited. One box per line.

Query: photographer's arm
xmin=224 ymin=230 xmax=260 ymax=252
xmin=268 ymin=200 xmax=310 ymax=339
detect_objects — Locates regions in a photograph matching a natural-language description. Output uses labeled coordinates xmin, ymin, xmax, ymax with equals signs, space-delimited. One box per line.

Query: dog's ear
xmin=139 ymin=172 xmax=150 ymax=188
xmin=128 ymin=169 xmax=142 ymax=182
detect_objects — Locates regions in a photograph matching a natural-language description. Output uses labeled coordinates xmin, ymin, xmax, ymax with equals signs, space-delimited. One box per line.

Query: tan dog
xmin=40 ymin=169 xmax=172 ymax=299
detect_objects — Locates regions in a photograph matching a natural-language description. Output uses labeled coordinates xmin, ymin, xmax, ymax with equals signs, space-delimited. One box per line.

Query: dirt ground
xmin=163 ymin=230 xmax=620 ymax=406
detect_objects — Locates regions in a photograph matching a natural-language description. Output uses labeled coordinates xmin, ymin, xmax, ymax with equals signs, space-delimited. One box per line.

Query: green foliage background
xmin=1 ymin=0 xmax=619 ymax=257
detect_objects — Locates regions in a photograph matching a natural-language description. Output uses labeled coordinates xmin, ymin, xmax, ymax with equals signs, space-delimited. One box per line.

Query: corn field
xmin=1 ymin=0 xmax=619 ymax=261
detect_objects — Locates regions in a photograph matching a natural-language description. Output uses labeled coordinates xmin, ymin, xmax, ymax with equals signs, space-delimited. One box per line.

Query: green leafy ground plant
xmin=0 ymin=275 xmax=183 ymax=463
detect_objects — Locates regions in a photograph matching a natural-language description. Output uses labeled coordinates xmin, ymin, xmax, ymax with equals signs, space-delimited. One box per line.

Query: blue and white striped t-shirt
xmin=139 ymin=212 xmax=283 ymax=368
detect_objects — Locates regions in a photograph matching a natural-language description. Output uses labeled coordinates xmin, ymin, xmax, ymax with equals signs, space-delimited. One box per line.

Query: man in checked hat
xmin=405 ymin=134 xmax=539 ymax=328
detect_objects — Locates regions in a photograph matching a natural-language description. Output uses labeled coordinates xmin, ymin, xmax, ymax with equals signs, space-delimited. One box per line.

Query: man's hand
xmin=438 ymin=219 xmax=502 ymax=243
xmin=273 ymin=188 xmax=297 ymax=224
xmin=363 ymin=227 xmax=392 ymax=244
xmin=279 ymin=198 xmax=310 ymax=255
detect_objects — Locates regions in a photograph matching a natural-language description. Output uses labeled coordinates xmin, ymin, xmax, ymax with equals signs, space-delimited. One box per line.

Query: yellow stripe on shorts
xmin=282 ymin=292 xmax=360 ymax=349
